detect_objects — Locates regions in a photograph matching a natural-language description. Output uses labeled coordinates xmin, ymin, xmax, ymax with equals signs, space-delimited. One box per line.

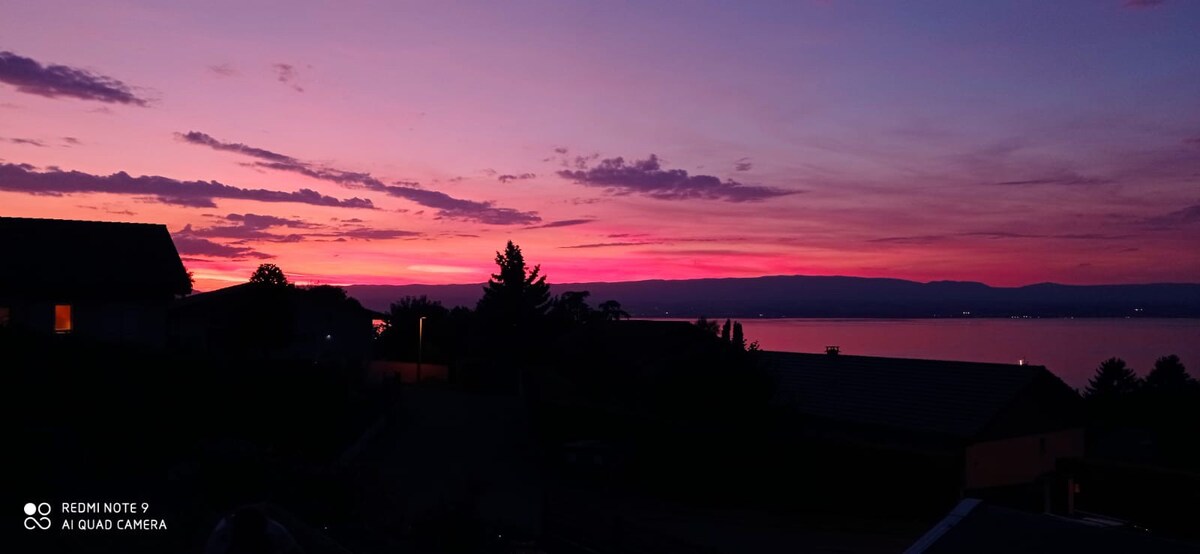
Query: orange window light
xmin=54 ymin=304 xmax=72 ymax=332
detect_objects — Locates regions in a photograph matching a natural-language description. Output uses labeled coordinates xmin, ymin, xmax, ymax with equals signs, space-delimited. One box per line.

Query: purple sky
xmin=1 ymin=0 xmax=1198 ymax=290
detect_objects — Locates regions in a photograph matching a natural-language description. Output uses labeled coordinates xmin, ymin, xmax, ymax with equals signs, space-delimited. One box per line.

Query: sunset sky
xmin=2 ymin=0 xmax=1198 ymax=291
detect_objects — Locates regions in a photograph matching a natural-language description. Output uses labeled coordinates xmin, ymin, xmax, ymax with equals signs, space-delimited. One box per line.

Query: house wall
xmin=965 ymin=427 xmax=1084 ymax=489
xmin=0 ymin=298 xmax=168 ymax=346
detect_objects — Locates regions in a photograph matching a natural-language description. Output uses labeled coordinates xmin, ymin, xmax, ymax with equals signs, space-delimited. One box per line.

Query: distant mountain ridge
xmin=346 ymin=275 xmax=1200 ymax=318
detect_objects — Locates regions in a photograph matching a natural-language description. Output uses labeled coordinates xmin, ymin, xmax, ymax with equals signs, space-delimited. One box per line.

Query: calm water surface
xmin=648 ymin=318 xmax=1200 ymax=388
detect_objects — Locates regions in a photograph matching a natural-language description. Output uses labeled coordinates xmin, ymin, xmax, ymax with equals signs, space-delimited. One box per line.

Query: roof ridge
xmin=0 ymin=216 xmax=166 ymax=227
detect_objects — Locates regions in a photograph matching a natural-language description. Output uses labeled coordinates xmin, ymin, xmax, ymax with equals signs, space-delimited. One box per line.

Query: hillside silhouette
xmin=348 ymin=276 xmax=1200 ymax=318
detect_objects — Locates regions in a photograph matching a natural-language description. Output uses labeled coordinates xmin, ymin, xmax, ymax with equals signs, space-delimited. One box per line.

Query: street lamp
xmin=416 ymin=316 xmax=427 ymax=383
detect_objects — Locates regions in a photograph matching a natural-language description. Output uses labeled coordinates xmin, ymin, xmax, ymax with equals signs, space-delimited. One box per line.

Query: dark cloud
xmin=181 ymin=130 xmax=541 ymax=225
xmin=558 ymin=154 xmax=796 ymax=202
xmin=1124 ymin=0 xmax=1165 ymax=8
xmin=497 ymin=173 xmax=536 ymax=183
xmin=7 ymin=137 xmax=46 ymax=147
xmin=62 ymin=137 xmax=81 ymax=146
xmin=272 ymin=63 xmax=304 ymax=92
xmin=0 ymin=51 xmax=148 ymax=105
xmin=524 ymin=218 xmax=595 ymax=230
xmin=0 ymin=162 xmax=375 ymax=209
xmin=554 ymin=147 xmax=569 ymax=154
xmin=734 ymin=157 xmax=753 ymax=172
xmin=173 ymin=226 xmax=273 ymax=259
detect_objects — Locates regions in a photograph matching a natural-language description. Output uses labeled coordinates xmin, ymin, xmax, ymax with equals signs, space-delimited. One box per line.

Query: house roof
xmin=759 ymin=350 xmax=1067 ymax=440
xmin=907 ymin=499 xmax=1199 ymax=553
xmin=0 ymin=216 xmax=191 ymax=298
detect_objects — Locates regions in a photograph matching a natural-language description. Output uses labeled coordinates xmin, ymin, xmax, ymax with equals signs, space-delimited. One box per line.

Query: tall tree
xmin=721 ymin=319 xmax=732 ymax=342
xmin=476 ymin=241 xmax=551 ymax=326
xmin=732 ymin=321 xmax=746 ymax=351
xmin=249 ymin=263 xmax=289 ymax=287
xmin=1144 ymin=355 xmax=1194 ymax=392
xmin=1084 ymin=357 xmax=1141 ymax=400
xmin=695 ymin=316 xmax=719 ymax=336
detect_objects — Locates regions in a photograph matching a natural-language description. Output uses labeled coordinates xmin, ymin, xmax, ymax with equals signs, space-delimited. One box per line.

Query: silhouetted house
xmin=169 ymin=283 xmax=377 ymax=365
xmin=906 ymin=498 xmax=1198 ymax=553
xmin=0 ymin=216 xmax=191 ymax=345
xmin=760 ymin=351 xmax=1085 ymax=509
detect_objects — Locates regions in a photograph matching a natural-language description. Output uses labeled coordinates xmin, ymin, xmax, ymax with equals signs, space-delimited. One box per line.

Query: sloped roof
xmin=908 ymin=499 xmax=1199 ymax=554
xmin=0 ymin=216 xmax=191 ymax=298
xmin=759 ymin=350 xmax=1060 ymax=440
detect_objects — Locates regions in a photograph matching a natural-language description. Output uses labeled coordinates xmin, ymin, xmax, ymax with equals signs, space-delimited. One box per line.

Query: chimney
xmin=825 ymin=345 xmax=840 ymax=356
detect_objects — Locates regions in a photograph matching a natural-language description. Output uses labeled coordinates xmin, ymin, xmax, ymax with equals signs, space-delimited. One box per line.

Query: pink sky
xmin=2 ymin=1 xmax=1198 ymax=292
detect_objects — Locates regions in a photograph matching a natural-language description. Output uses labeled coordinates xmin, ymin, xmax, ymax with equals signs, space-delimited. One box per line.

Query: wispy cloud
xmin=208 ymin=63 xmax=237 ymax=77
xmin=990 ymin=172 xmax=1113 ymax=186
xmin=0 ymin=51 xmax=148 ymax=105
xmin=1141 ymin=203 xmax=1200 ymax=227
xmin=179 ymin=130 xmax=541 ymax=224
xmin=6 ymin=137 xmax=46 ymax=147
xmin=189 ymin=213 xmax=319 ymax=240
xmin=734 ymin=157 xmax=752 ymax=172
xmin=524 ymin=218 xmax=595 ymax=229
xmin=867 ymin=235 xmax=948 ymax=245
xmin=1124 ymin=0 xmax=1165 ymax=8
xmin=334 ymin=228 xmax=421 ymax=240
xmin=174 ymin=226 xmax=273 ymax=259
xmin=177 ymin=131 xmax=293 ymax=162
xmin=0 ymin=162 xmax=374 ymax=209
xmin=272 ymin=63 xmax=304 ymax=92
xmin=557 ymin=154 xmax=795 ymax=202
xmin=498 ymin=172 xmax=536 ymax=183
xmin=559 ymin=241 xmax=661 ymax=249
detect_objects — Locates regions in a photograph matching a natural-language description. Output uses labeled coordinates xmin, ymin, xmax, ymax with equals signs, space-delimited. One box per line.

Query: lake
xmin=647 ymin=318 xmax=1200 ymax=389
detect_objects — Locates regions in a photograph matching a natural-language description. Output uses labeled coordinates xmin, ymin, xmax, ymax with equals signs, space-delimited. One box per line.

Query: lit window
xmin=54 ymin=304 xmax=72 ymax=333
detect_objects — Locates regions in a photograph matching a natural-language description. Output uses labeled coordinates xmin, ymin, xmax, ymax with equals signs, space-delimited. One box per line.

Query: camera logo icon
xmin=24 ymin=503 xmax=51 ymax=530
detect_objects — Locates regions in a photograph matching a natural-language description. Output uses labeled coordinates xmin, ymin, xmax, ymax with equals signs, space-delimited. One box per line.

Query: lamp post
xmin=416 ymin=316 xmax=426 ymax=383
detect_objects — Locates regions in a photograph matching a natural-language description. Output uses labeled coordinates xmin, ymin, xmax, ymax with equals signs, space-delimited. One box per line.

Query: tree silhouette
xmin=1144 ymin=355 xmax=1194 ymax=392
xmin=249 ymin=263 xmax=289 ymax=287
xmin=694 ymin=316 xmax=719 ymax=335
xmin=598 ymin=300 xmax=629 ymax=321
xmin=477 ymin=241 xmax=551 ymax=327
xmin=721 ymin=319 xmax=732 ymax=342
xmin=1084 ymin=357 xmax=1140 ymax=400
xmin=549 ymin=290 xmax=595 ymax=325
xmin=391 ymin=295 xmax=449 ymax=320
xmin=379 ymin=295 xmax=450 ymax=361
xmin=732 ymin=321 xmax=746 ymax=351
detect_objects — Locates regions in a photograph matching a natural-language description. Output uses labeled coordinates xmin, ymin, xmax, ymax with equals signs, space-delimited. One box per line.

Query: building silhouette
xmin=0 ymin=216 xmax=191 ymax=345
